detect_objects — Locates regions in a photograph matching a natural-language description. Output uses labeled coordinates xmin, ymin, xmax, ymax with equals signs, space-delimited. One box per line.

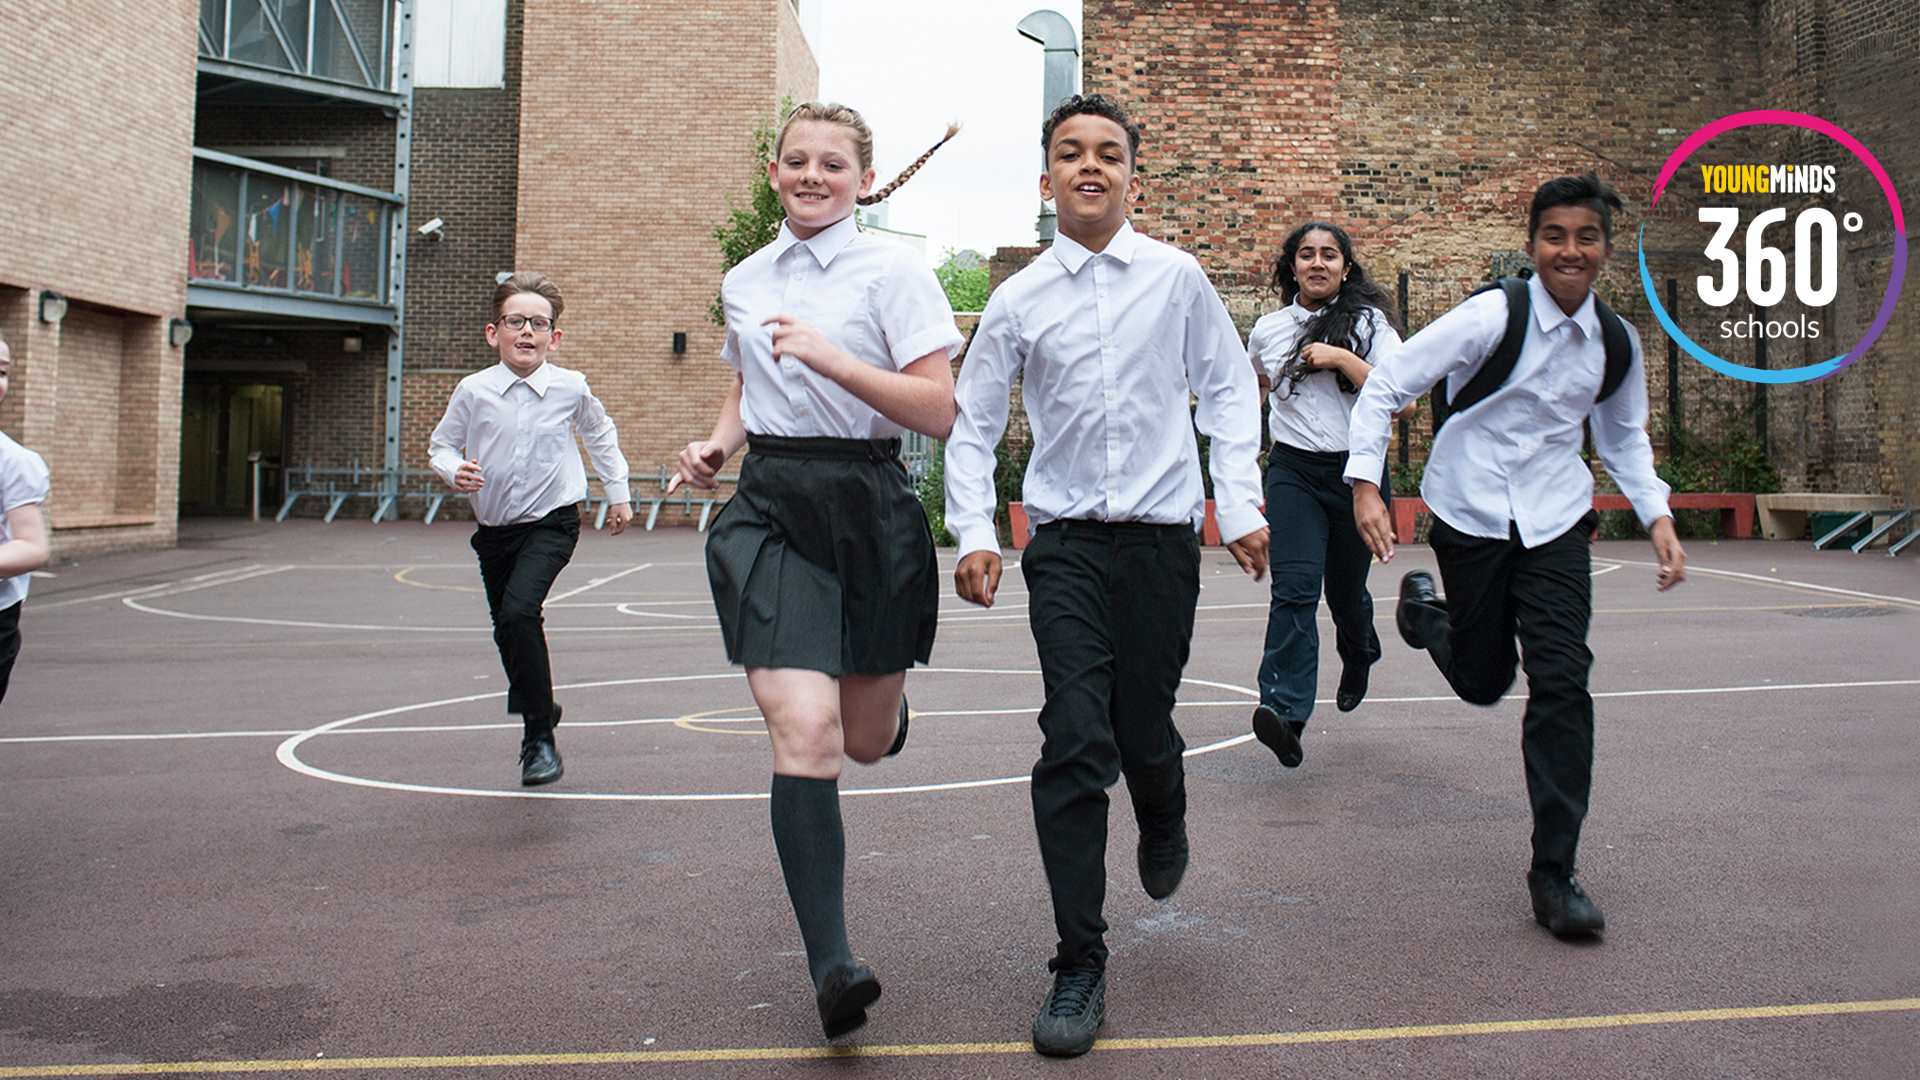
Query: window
xmin=413 ymin=0 xmax=506 ymax=88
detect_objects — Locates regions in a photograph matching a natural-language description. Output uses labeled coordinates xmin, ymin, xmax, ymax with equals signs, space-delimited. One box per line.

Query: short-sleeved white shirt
xmin=720 ymin=214 xmax=964 ymax=439
xmin=1246 ymin=302 xmax=1402 ymax=453
xmin=0 ymin=431 xmax=51 ymax=610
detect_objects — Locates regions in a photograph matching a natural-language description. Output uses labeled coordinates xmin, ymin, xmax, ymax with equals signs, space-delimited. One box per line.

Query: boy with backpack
xmin=1346 ymin=173 xmax=1687 ymax=939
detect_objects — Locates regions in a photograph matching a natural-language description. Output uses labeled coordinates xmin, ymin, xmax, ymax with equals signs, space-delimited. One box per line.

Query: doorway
xmin=180 ymin=380 xmax=286 ymax=515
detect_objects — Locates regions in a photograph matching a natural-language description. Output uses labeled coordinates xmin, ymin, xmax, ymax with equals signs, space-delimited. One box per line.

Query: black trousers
xmin=1422 ymin=512 xmax=1597 ymax=876
xmin=0 ymin=600 xmax=20 ymax=705
xmin=1257 ymin=443 xmax=1382 ymax=723
xmin=1021 ymin=519 xmax=1201 ymax=970
xmin=471 ymin=505 xmax=580 ymax=732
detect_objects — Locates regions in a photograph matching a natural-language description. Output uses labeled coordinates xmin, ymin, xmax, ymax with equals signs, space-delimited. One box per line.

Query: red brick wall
xmin=1083 ymin=0 xmax=1911 ymax=505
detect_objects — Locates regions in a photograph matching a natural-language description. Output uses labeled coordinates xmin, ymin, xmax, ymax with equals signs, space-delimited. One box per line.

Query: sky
xmin=805 ymin=1 xmax=1084 ymax=265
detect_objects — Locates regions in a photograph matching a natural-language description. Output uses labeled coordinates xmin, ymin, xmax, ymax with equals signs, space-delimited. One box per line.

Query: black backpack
xmin=1432 ymin=277 xmax=1631 ymax=431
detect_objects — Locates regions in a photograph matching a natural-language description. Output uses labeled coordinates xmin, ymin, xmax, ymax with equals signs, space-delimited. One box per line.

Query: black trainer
xmin=1396 ymin=571 xmax=1441 ymax=649
xmin=1137 ymin=816 xmax=1189 ymax=900
xmin=519 ymin=737 xmax=562 ymax=786
xmin=1528 ymin=870 xmax=1606 ymax=938
xmin=885 ymin=697 xmax=909 ymax=757
xmin=1031 ymin=965 xmax=1106 ymax=1057
xmin=815 ymin=961 xmax=882 ymax=1039
xmin=1252 ymin=703 xmax=1303 ymax=768
xmin=1336 ymin=660 xmax=1369 ymax=712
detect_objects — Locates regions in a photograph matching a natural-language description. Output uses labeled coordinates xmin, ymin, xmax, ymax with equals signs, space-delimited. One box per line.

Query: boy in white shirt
xmin=0 ymin=335 xmax=51 ymax=706
xmin=1345 ymin=173 xmax=1688 ymax=939
xmin=946 ymin=93 xmax=1269 ymax=1057
xmin=429 ymin=272 xmax=632 ymax=785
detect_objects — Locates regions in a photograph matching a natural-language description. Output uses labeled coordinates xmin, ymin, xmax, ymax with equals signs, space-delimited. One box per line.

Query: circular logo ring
xmin=1639 ymin=109 xmax=1907 ymax=385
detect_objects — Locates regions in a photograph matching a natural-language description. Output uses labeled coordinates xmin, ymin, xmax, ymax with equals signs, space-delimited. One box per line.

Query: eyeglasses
xmin=498 ymin=314 xmax=554 ymax=332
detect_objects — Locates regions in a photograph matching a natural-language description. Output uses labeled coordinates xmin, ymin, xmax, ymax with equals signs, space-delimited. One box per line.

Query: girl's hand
xmin=762 ymin=315 xmax=849 ymax=379
xmin=454 ymin=460 xmax=485 ymax=492
xmin=1303 ymin=343 xmax=1354 ymax=371
xmin=667 ymin=441 xmax=727 ymax=495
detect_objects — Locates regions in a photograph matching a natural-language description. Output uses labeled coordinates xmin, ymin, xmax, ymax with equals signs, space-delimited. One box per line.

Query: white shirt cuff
xmin=1343 ymin=453 xmax=1387 ymax=490
xmin=1216 ymin=503 xmax=1267 ymax=546
xmin=956 ymin=523 xmax=1002 ymax=560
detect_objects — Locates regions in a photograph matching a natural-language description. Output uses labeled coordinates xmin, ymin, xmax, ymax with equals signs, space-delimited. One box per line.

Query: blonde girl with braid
xmin=668 ymin=102 xmax=962 ymax=1041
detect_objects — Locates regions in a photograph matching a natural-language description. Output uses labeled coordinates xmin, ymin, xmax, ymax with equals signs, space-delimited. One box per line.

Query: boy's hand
xmin=954 ymin=551 xmax=1003 ymax=608
xmin=1227 ymin=526 xmax=1270 ymax=581
xmin=1650 ymin=516 xmax=1687 ymax=591
xmin=454 ymin=459 xmax=485 ymax=492
xmin=762 ymin=315 xmax=848 ymax=379
xmin=667 ymin=441 xmax=727 ymax=495
xmin=604 ymin=502 xmax=633 ymax=535
xmin=1353 ymin=481 xmax=1394 ymax=562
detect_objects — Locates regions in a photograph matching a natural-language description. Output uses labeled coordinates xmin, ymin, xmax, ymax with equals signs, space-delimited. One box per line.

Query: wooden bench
xmin=1392 ymin=493 xmax=1756 ymax=545
xmin=1754 ymin=493 xmax=1910 ymax=552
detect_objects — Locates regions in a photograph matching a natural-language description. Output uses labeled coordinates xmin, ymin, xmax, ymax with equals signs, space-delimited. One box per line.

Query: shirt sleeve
xmin=1362 ymin=308 xmax=1403 ymax=369
xmin=574 ymin=377 xmax=632 ymax=507
xmin=877 ymin=253 xmax=966 ymax=369
xmin=0 ymin=446 xmax=50 ymax=513
xmin=427 ymin=383 xmax=473 ymax=488
xmin=1590 ymin=322 xmax=1672 ymax=527
xmin=719 ymin=280 xmax=744 ymax=371
xmin=1184 ymin=263 xmax=1266 ymax=545
xmin=1246 ymin=315 xmax=1280 ymax=383
xmin=1344 ymin=291 xmax=1503 ymax=489
xmin=945 ymin=290 xmax=1022 ymax=559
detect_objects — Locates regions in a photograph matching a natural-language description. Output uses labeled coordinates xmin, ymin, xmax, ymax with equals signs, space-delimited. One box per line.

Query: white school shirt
xmin=721 ymin=214 xmax=965 ymax=438
xmin=945 ymin=220 xmax=1266 ymax=558
xmin=0 ymin=432 xmax=50 ymax=610
xmin=428 ymin=360 xmax=631 ymax=527
xmin=1247 ymin=301 xmax=1402 ymax=453
xmin=1344 ymin=274 xmax=1671 ymax=547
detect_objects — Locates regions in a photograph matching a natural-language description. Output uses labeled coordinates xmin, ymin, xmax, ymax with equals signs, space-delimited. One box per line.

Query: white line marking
xmin=263 ymin=674 xmax=1920 ymax=802
xmin=1608 ymin=558 xmax=1920 ymax=609
xmin=36 ymin=564 xmax=277 ymax=610
xmin=272 ymin=670 xmax=1260 ymax=802
xmin=547 ymin=563 xmax=653 ymax=604
xmin=1591 ymin=563 xmax=1622 ymax=578
xmin=614 ymin=603 xmax=710 ymax=621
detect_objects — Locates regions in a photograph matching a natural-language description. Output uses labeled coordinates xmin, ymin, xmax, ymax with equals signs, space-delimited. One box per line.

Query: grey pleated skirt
xmin=704 ymin=433 xmax=939 ymax=676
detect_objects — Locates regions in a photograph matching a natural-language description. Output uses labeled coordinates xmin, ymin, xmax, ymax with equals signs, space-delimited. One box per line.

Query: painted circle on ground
xmin=274 ymin=668 xmax=1261 ymax=802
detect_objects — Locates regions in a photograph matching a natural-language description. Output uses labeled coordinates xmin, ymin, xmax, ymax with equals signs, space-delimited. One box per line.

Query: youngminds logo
xmin=1638 ymin=110 xmax=1907 ymax=385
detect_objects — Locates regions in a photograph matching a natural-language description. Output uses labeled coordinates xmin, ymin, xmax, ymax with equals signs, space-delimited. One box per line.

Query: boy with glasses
xmin=429 ymin=272 xmax=633 ymax=785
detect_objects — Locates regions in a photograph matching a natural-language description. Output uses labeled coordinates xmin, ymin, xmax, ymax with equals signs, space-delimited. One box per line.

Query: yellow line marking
xmin=671 ymin=706 xmax=768 ymax=737
xmin=390 ymin=566 xmax=481 ymax=593
xmin=2 ymin=997 xmax=1914 ymax=1075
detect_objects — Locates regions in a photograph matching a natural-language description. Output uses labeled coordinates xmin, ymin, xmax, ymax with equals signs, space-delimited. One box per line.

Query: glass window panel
xmin=272 ymin=0 xmax=311 ymax=70
xmin=199 ymin=0 xmax=227 ymax=55
xmin=314 ymin=0 xmax=384 ymax=86
xmin=296 ymin=185 xmax=339 ymax=296
xmin=244 ymin=177 xmax=295 ymax=290
xmin=338 ymin=195 xmax=386 ymax=301
xmin=229 ymin=0 xmax=296 ymax=71
xmin=190 ymin=161 xmax=243 ymax=284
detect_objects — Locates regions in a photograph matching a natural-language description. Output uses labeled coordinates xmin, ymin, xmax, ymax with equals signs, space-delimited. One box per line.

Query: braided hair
xmin=1271 ymin=221 xmax=1399 ymax=395
xmin=774 ymin=102 xmax=960 ymax=208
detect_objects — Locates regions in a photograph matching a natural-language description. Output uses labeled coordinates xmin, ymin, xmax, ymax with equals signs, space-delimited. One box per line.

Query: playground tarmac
xmin=1 ymin=517 xmax=1915 ymax=1078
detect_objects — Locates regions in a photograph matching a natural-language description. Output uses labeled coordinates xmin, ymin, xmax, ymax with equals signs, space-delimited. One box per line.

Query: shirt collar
xmin=1048 ymin=219 xmax=1140 ymax=275
xmin=1527 ymin=273 xmax=1600 ymax=339
xmin=483 ymin=360 xmax=553 ymax=397
xmin=771 ymin=213 xmax=860 ymax=269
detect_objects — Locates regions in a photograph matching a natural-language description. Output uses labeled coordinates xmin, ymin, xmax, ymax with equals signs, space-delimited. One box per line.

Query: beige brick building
xmin=2 ymin=0 xmax=814 ymax=555
xmin=0 ymin=1 xmax=199 ymax=557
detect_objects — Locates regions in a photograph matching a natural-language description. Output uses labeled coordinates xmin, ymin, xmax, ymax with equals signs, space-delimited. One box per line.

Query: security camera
xmin=418 ymin=217 xmax=446 ymax=240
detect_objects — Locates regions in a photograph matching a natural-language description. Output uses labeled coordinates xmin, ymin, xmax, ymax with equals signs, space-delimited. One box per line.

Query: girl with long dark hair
xmin=1246 ymin=221 xmax=1402 ymax=769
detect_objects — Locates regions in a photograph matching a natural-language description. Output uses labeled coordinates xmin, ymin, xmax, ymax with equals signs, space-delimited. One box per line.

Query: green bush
xmin=915 ymin=445 xmax=955 ymax=547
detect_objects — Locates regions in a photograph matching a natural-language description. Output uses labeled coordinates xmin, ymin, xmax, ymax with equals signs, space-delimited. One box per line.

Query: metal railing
xmin=198 ymin=0 xmax=394 ymax=92
xmin=190 ymin=150 xmax=401 ymax=307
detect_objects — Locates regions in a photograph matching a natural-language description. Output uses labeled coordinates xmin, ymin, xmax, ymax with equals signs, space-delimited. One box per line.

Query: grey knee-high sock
xmin=770 ymin=774 xmax=852 ymax=990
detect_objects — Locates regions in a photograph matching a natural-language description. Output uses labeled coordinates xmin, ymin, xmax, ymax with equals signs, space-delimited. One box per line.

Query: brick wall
xmin=0 ymin=0 xmax=194 ymax=556
xmin=513 ymin=0 xmax=816 ymax=492
xmin=1082 ymin=0 xmax=1912 ymax=507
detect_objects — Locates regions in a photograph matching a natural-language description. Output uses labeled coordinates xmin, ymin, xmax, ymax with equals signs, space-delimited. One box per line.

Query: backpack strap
xmin=1593 ymin=294 xmax=1633 ymax=403
xmin=1435 ymin=276 xmax=1528 ymax=429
